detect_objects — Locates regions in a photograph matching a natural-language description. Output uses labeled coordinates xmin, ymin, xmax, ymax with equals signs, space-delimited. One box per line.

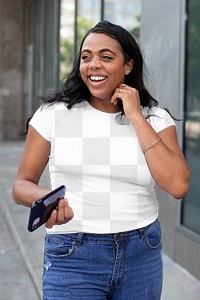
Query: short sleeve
xmin=147 ymin=107 xmax=176 ymax=133
xmin=29 ymin=104 xmax=55 ymax=141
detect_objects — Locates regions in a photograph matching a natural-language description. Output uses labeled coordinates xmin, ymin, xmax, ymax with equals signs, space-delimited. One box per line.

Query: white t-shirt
xmin=29 ymin=101 xmax=175 ymax=234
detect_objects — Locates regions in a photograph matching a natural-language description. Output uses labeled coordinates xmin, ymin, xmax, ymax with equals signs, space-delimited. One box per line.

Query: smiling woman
xmin=12 ymin=21 xmax=190 ymax=300
xmin=79 ymin=33 xmax=133 ymax=112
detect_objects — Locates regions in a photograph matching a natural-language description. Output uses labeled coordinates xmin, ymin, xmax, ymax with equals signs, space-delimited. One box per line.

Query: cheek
xmin=112 ymin=64 xmax=126 ymax=78
xmin=79 ymin=65 xmax=86 ymax=82
xmin=79 ymin=65 xmax=83 ymax=76
xmin=112 ymin=71 xmax=126 ymax=85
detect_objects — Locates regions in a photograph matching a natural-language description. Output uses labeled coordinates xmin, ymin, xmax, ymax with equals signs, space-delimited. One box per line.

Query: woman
xmin=12 ymin=21 xmax=190 ymax=299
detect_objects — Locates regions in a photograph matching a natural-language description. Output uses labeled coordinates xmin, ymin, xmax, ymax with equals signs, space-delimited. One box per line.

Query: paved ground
xmin=1 ymin=141 xmax=200 ymax=300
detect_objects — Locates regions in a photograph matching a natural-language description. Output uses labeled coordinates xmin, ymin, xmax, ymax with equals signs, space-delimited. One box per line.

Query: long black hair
xmin=42 ymin=20 xmax=158 ymax=110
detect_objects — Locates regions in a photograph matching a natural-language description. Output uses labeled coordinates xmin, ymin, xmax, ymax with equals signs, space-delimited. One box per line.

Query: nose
xmin=89 ymin=57 xmax=101 ymax=69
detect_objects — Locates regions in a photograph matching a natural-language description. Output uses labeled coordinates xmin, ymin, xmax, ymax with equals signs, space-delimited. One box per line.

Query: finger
xmin=111 ymin=92 xmax=119 ymax=104
xmin=111 ymin=84 xmax=127 ymax=104
xmin=64 ymin=204 xmax=74 ymax=222
xmin=56 ymin=198 xmax=67 ymax=224
xmin=45 ymin=209 xmax=57 ymax=229
xmin=119 ymin=84 xmax=127 ymax=92
xmin=111 ymin=97 xmax=120 ymax=105
xmin=120 ymin=83 xmax=126 ymax=88
xmin=56 ymin=198 xmax=74 ymax=225
xmin=117 ymin=86 xmax=127 ymax=94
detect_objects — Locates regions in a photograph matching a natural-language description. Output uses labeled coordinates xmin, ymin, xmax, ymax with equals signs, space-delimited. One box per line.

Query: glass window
xmin=105 ymin=2 xmax=114 ymax=11
xmin=27 ymin=0 xmax=60 ymax=111
xmin=79 ymin=0 xmax=100 ymax=11
xmin=104 ymin=0 xmax=141 ymax=41
xmin=59 ymin=0 xmax=141 ymax=82
xmin=76 ymin=0 xmax=101 ymax=51
xmin=182 ymin=0 xmax=200 ymax=235
xmin=44 ymin=0 xmax=60 ymax=95
xmin=33 ymin=0 xmax=42 ymax=110
xmin=59 ymin=0 xmax=75 ymax=80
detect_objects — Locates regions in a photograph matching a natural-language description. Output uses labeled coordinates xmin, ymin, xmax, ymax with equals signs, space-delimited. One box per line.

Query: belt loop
xmin=75 ymin=232 xmax=84 ymax=247
xmin=138 ymin=228 xmax=146 ymax=240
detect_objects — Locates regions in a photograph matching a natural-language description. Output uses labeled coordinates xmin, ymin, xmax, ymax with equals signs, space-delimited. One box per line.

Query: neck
xmin=89 ymin=97 xmax=121 ymax=113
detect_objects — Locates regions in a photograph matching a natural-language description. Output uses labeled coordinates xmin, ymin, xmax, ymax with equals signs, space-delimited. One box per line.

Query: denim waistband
xmin=47 ymin=219 xmax=158 ymax=245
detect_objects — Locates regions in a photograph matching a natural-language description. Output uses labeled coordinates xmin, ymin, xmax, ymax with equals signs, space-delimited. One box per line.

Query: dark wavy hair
xmin=42 ymin=20 xmax=158 ymax=110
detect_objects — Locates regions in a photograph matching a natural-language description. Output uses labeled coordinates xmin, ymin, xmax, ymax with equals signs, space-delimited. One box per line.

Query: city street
xmin=1 ymin=141 xmax=200 ymax=300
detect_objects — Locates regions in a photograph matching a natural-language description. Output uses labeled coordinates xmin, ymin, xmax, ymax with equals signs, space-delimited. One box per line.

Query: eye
xmin=81 ymin=55 xmax=91 ymax=61
xmin=102 ymin=55 xmax=113 ymax=60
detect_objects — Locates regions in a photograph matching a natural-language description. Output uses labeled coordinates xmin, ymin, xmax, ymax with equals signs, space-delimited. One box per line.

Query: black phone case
xmin=28 ymin=185 xmax=66 ymax=232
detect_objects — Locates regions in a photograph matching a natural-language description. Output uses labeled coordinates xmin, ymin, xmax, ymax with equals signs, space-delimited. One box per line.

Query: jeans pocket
xmin=144 ymin=220 xmax=162 ymax=250
xmin=44 ymin=234 xmax=76 ymax=258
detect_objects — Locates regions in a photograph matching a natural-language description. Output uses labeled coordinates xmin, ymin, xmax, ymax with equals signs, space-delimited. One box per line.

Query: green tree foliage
xmin=129 ymin=13 xmax=141 ymax=42
xmin=60 ymin=38 xmax=73 ymax=80
xmin=59 ymin=17 xmax=94 ymax=80
xmin=77 ymin=16 xmax=95 ymax=51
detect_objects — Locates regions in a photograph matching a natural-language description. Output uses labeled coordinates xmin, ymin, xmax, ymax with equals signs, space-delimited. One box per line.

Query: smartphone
xmin=28 ymin=185 xmax=66 ymax=232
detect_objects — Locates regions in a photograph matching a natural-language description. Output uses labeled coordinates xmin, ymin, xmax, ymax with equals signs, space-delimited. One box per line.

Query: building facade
xmin=0 ymin=0 xmax=200 ymax=281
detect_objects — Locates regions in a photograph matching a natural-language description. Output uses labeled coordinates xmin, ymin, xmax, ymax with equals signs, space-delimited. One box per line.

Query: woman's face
xmin=79 ymin=33 xmax=131 ymax=104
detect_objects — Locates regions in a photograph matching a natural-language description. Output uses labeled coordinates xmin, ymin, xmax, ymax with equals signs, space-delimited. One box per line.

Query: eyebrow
xmin=81 ymin=48 xmax=116 ymax=55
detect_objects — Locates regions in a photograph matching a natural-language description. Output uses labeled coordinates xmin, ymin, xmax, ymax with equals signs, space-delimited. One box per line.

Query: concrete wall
xmin=140 ymin=0 xmax=200 ymax=281
xmin=140 ymin=0 xmax=186 ymax=258
xmin=0 ymin=0 xmax=26 ymax=140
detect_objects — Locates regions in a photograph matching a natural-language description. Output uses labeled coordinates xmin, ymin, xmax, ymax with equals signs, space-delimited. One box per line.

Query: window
xmin=182 ymin=0 xmax=200 ymax=235
xmin=59 ymin=0 xmax=141 ymax=80
xmin=44 ymin=0 xmax=60 ymax=95
xmin=59 ymin=0 xmax=75 ymax=80
xmin=77 ymin=0 xmax=101 ymax=50
xmin=27 ymin=0 xmax=60 ymax=111
xmin=104 ymin=0 xmax=141 ymax=40
xmin=32 ymin=0 xmax=42 ymax=109
xmin=26 ymin=0 xmax=142 ymax=113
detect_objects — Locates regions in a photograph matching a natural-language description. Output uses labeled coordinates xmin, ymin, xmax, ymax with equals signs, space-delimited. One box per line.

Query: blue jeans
xmin=43 ymin=220 xmax=163 ymax=300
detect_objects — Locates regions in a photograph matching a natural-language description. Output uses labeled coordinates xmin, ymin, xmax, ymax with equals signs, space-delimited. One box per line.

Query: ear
xmin=125 ymin=59 xmax=134 ymax=75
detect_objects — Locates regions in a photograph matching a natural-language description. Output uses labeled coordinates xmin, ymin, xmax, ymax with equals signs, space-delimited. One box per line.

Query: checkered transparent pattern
xmin=30 ymin=102 xmax=175 ymax=233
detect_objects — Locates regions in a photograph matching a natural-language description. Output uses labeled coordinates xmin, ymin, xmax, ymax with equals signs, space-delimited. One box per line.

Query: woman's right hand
xmin=45 ymin=198 xmax=74 ymax=229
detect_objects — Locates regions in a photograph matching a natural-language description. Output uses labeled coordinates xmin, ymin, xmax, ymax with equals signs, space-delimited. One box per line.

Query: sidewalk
xmin=1 ymin=141 xmax=200 ymax=300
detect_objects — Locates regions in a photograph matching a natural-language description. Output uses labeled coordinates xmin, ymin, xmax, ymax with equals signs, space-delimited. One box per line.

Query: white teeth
xmin=90 ymin=76 xmax=106 ymax=81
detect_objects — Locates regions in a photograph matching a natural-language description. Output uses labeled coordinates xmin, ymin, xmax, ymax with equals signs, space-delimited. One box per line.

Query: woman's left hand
xmin=111 ymin=84 xmax=142 ymax=120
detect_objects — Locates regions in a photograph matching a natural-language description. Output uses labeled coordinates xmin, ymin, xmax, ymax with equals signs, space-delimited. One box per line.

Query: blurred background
xmin=0 ymin=0 xmax=200 ymax=299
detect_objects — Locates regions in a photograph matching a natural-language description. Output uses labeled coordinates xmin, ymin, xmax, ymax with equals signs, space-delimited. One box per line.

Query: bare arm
xmin=12 ymin=126 xmax=74 ymax=227
xmin=111 ymin=85 xmax=191 ymax=199
xmin=130 ymin=115 xmax=191 ymax=199
xmin=12 ymin=125 xmax=51 ymax=206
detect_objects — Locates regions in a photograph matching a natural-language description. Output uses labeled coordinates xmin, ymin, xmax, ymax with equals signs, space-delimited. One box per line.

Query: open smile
xmin=89 ymin=76 xmax=108 ymax=82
